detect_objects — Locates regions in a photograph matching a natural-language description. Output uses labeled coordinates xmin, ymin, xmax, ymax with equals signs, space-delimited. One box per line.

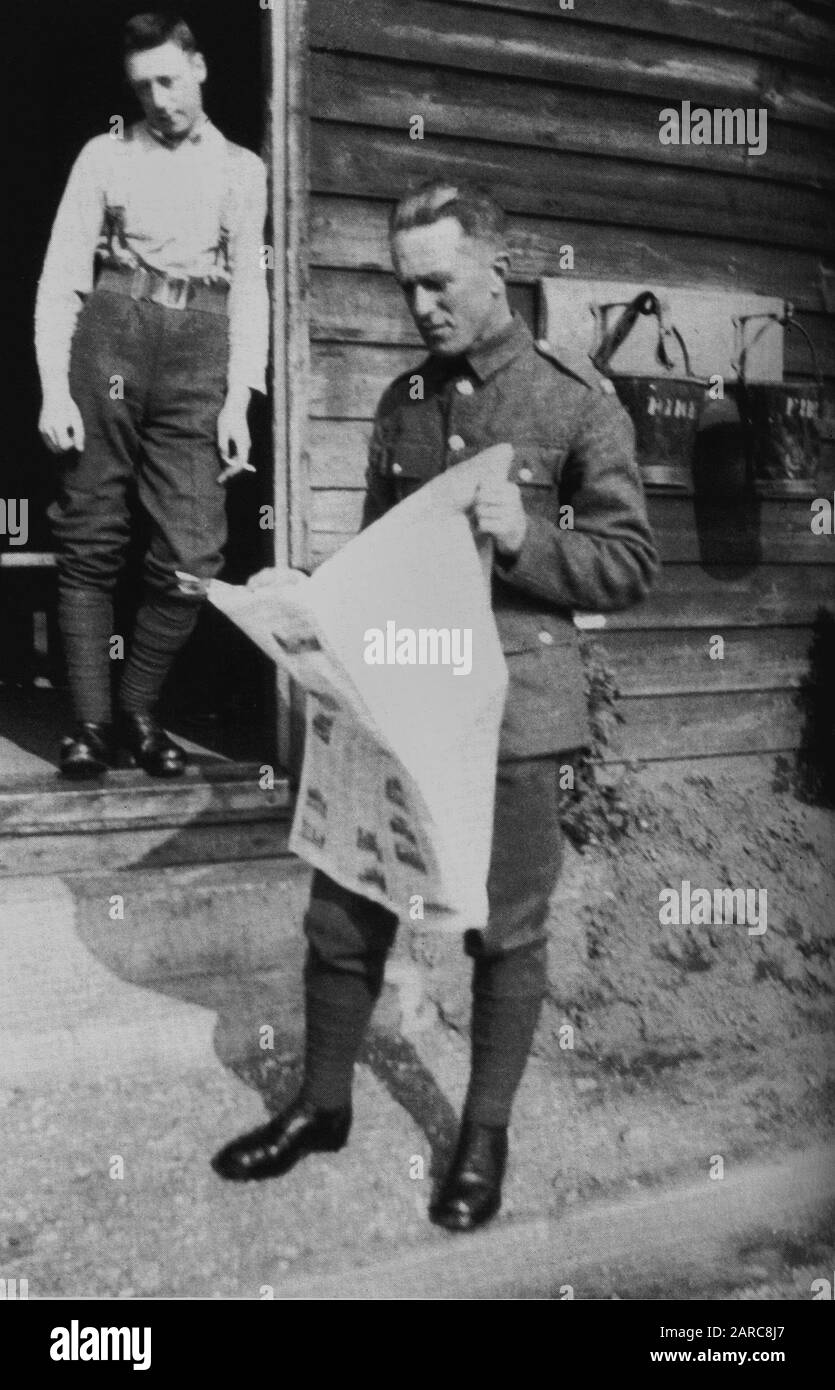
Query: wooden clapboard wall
xmin=301 ymin=0 xmax=835 ymax=766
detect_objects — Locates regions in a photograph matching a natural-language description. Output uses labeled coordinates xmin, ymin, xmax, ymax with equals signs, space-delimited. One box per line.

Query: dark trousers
xmin=48 ymin=290 xmax=230 ymax=721
xmin=301 ymin=756 xmax=566 ymax=1123
xmin=304 ymin=755 xmax=565 ymax=973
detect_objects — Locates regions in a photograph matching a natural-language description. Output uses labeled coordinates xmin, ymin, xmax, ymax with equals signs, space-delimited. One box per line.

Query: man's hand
xmin=472 ymin=479 xmax=528 ymax=557
xmin=39 ymin=391 xmax=85 ymax=454
xmin=217 ymin=392 xmax=253 ymax=484
xmin=246 ymin=566 xmax=304 ymax=591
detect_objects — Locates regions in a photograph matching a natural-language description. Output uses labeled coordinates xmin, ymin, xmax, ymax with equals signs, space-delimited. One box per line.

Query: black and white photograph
xmin=1 ymin=0 xmax=834 ymax=1328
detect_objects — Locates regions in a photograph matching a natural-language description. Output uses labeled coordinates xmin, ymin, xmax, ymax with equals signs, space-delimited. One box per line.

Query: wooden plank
xmin=312 ymin=489 xmax=364 ymax=533
xmin=307 ymin=525 xmax=834 ymax=580
xmin=311 ymin=530 xmax=356 ymax=565
xmin=0 ymin=819 xmax=296 ymax=877
xmin=310 ymin=342 xmax=417 ymax=416
xmin=309 ymin=266 xmax=535 ymax=344
xmin=306 ymin=493 xmax=835 ymax=625
xmin=445 ymin=0 xmax=835 ymax=72
xmin=310 ymin=124 xmax=835 ymax=251
xmin=309 ymin=268 xmax=835 ymax=382
xmin=609 ymin=688 xmax=802 ymax=759
xmin=309 ymin=267 xmax=412 ymax=343
xmin=269 ymin=0 xmax=311 ymax=768
xmin=309 ymin=0 xmax=835 ymax=130
xmin=266 ymin=496 xmax=815 ymax=687
xmin=608 ymin=563 xmax=835 ymax=628
xmin=309 ymin=341 xmax=835 ymax=421
xmin=309 ymin=419 xmax=373 ymax=486
xmin=307 ymin=442 xmax=835 ymax=564
xmin=286 ymin=0 xmax=313 ymax=573
xmin=648 ymin=495 xmax=835 ymax=565
xmin=308 ymin=540 xmax=835 ymax=636
xmin=312 ymin=51 xmax=835 ymax=189
xmin=304 ymin=533 xmax=833 ymax=628
xmin=267 ymin=5 xmax=291 ymax=572
xmin=597 ymin=625 xmax=812 ymax=695
xmin=310 ymin=194 xmax=835 ymax=313
xmin=310 ymin=485 xmax=835 ymax=569
xmin=0 ymin=765 xmax=292 ymax=835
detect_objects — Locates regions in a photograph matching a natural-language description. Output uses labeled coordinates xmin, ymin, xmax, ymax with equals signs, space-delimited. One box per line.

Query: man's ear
xmin=490 ymin=249 xmax=511 ymax=293
xmin=191 ymin=51 xmax=208 ymax=84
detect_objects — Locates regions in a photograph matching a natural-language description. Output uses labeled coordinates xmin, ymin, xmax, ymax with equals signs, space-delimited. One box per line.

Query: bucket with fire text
xmin=592 ymin=291 xmax=713 ymax=492
xmin=735 ymin=310 xmax=824 ymax=497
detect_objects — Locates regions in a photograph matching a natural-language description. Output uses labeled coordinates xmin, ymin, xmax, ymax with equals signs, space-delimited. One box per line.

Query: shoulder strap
xmin=534 ymin=337 xmax=617 ymax=394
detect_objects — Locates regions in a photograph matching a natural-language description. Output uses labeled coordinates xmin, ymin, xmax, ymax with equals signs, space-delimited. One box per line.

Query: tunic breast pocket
xmin=509 ymin=445 xmax=561 ymax=518
xmin=386 ymin=444 xmax=440 ymax=500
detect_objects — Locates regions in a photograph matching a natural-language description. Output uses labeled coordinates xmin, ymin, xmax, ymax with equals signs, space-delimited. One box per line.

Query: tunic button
xmin=456 ymin=378 xmax=474 ymax=396
xmin=538 ymin=630 xmax=554 ymax=646
xmin=518 ymin=466 xmax=533 ymax=482
xmin=448 ymin=434 xmax=466 ymax=452
xmin=600 ymin=378 xmax=616 ymax=394
xmin=391 ymin=462 xmax=402 ymax=476
xmin=536 ymin=338 xmax=551 ymax=351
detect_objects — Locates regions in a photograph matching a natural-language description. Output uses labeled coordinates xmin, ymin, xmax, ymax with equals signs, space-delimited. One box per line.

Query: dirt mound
xmin=538 ymin=771 xmax=834 ymax=1067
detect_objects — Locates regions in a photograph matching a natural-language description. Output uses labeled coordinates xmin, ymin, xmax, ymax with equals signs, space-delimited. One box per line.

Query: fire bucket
xmin=592 ymin=292 xmax=710 ymax=492
xmin=735 ymin=312 xmax=823 ymax=497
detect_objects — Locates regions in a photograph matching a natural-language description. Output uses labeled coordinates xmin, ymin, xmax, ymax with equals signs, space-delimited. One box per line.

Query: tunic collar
xmin=464 ymin=312 xmax=531 ymax=383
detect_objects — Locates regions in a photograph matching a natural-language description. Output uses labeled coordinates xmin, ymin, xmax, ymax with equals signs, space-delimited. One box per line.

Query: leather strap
xmin=592 ymin=291 xmax=695 ymax=379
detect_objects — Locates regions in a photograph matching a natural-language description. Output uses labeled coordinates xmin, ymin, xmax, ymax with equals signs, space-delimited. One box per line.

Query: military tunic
xmin=304 ymin=311 xmax=658 ymax=964
xmin=362 ymin=311 xmax=658 ymax=759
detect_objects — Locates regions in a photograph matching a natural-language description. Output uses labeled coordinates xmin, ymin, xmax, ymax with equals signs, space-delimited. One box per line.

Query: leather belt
xmin=95 ymin=264 xmax=229 ymax=314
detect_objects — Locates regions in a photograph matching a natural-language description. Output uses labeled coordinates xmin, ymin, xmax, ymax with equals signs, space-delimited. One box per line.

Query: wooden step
xmin=0 ymin=762 xmax=293 ymax=876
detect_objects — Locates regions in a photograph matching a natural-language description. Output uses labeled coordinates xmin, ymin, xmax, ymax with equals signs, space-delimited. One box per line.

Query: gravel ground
xmin=2 ymin=769 xmax=833 ymax=1299
xmin=1 ymin=1020 xmax=832 ymax=1298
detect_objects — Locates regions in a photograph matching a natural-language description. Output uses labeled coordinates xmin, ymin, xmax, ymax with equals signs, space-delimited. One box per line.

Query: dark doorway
xmin=1 ymin=0 xmax=277 ymax=778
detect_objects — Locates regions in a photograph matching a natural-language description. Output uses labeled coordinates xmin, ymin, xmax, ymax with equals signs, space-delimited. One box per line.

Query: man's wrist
xmin=223 ymin=385 xmax=252 ymax=410
xmin=41 ymin=378 xmax=73 ymax=404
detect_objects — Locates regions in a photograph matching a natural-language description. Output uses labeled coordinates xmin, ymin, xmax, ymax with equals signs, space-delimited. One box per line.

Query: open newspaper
xmin=200 ymin=444 xmax=513 ymax=931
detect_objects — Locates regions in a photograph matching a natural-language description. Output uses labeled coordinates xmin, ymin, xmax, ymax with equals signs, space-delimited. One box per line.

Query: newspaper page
xmin=204 ymin=443 xmax=513 ymax=930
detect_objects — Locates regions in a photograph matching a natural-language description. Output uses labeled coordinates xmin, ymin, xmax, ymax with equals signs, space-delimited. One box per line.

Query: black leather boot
xmin=211 ymin=1098 xmax=352 ymax=1182
xmin=59 ymin=721 xmax=114 ymax=779
xmin=429 ymin=1119 xmax=508 ymax=1232
xmin=117 ymin=711 xmax=187 ymax=778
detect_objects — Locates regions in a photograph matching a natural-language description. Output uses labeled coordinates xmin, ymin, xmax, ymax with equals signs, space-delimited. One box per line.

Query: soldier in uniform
xmin=35 ymin=12 xmax=268 ymax=778
xmin=214 ymin=181 xmax=658 ymax=1231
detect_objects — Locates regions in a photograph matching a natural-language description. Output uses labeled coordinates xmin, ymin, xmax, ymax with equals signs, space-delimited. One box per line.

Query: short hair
xmin=389 ymin=180 xmax=507 ymax=249
xmin=122 ymin=12 xmax=198 ymax=57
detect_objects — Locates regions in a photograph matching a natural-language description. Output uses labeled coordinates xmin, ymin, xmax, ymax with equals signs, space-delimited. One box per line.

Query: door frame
xmin=266 ymin=0 xmax=310 ymax=767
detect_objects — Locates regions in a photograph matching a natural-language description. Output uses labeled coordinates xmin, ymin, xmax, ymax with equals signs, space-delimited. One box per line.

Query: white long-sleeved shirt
xmin=35 ymin=117 xmax=269 ymax=398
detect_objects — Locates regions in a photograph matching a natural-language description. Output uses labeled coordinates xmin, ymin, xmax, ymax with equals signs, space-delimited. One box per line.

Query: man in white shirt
xmin=35 ymin=12 xmax=268 ymax=777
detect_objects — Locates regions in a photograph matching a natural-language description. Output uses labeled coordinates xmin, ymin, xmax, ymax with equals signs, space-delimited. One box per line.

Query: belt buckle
xmin=135 ymin=268 xmax=191 ymax=310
